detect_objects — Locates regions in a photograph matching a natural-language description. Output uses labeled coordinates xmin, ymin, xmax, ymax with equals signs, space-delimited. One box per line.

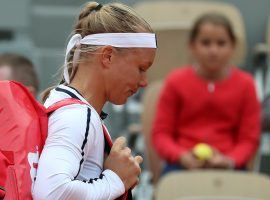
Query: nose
xmin=209 ymin=44 xmax=219 ymax=55
xmin=139 ymin=75 xmax=148 ymax=88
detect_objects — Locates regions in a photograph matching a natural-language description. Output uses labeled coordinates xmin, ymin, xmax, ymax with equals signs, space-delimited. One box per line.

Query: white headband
xmin=64 ymin=33 xmax=157 ymax=84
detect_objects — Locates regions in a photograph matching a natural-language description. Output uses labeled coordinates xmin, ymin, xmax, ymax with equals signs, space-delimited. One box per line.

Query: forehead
xmin=198 ymin=23 xmax=230 ymax=38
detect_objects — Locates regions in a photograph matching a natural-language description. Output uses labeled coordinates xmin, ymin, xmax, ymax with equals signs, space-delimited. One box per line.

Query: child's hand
xmin=104 ymin=137 xmax=143 ymax=191
xmin=205 ymin=149 xmax=234 ymax=169
xmin=179 ymin=151 xmax=204 ymax=169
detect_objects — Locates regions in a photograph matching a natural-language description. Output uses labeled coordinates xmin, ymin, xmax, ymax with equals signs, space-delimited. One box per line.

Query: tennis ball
xmin=193 ymin=143 xmax=213 ymax=161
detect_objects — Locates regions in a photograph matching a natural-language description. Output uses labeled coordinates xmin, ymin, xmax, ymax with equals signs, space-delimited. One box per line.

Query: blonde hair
xmin=41 ymin=1 xmax=153 ymax=102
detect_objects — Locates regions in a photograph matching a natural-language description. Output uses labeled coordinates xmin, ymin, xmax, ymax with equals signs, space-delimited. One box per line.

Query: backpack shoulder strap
xmin=46 ymin=98 xmax=112 ymax=157
xmin=46 ymin=98 xmax=86 ymax=114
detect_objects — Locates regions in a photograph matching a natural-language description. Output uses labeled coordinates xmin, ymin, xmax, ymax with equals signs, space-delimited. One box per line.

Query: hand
xmin=205 ymin=149 xmax=234 ymax=169
xmin=179 ymin=151 xmax=204 ymax=169
xmin=104 ymin=137 xmax=143 ymax=191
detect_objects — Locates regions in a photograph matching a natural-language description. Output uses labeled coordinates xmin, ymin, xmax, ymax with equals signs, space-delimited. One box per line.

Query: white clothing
xmin=32 ymin=85 xmax=125 ymax=200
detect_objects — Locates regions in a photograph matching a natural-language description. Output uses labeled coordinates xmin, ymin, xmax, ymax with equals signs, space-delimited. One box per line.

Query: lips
xmin=128 ymin=89 xmax=137 ymax=96
xmin=132 ymin=88 xmax=138 ymax=94
xmin=128 ymin=90 xmax=133 ymax=96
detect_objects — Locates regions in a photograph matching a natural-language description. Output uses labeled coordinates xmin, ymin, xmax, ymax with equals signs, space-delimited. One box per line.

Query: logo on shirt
xmin=27 ymin=146 xmax=39 ymax=183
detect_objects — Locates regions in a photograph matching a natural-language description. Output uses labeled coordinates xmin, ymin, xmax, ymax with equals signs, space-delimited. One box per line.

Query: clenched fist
xmin=104 ymin=137 xmax=143 ymax=190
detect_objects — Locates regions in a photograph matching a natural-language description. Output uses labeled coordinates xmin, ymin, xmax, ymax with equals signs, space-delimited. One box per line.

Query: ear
xmin=230 ymin=42 xmax=236 ymax=51
xmin=188 ymin=41 xmax=197 ymax=62
xmin=100 ymin=46 xmax=114 ymax=69
xmin=188 ymin=41 xmax=195 ymax=53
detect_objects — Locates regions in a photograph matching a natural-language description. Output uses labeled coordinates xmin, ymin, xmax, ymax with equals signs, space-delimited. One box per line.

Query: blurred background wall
xmin=0 ymin=0 xmax=269 ymax=91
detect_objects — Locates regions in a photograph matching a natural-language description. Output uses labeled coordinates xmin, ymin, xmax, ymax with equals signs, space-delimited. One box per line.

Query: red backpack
xmin=0 ymin=81 xmax=131 ymax=200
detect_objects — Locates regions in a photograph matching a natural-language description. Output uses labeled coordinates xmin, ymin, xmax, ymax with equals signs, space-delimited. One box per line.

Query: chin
xmin=206 ymin=65 xmax=222 ymax=72
xmin=110 ymin=98 xmax=128 ymax=105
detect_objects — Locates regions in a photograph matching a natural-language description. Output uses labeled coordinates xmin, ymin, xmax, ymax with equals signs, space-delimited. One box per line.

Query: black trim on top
xmin=88 ymin=173 xmax=104 ymax=183
xmin=79 ymin=174 xmax=104 ymax=184
xmin=56 ymin=86 xmax=111 ymax=178
xmin=100 ymin=111 xmax=108 ymax=120
xmin=55 ymin=87 xmax=80 ymax=100
xmin=74 ymin=107 xmax=91 ymax=179
xmin=67 ymin=85 xmax=84 ymax=98
xmin=66 ymin=86 xmax=108 ymax=120
xmin=55 ymin=86 xmax=132 ymax=199
xmin=55 ymin=87 xmax=91 ymax=180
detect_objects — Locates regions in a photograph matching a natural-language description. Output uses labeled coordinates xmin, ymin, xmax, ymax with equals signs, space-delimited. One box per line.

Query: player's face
xmin=190 ymin=22 xmax=235 ymax=73
xmin=107 ymin=48 xmax=156 ymax=104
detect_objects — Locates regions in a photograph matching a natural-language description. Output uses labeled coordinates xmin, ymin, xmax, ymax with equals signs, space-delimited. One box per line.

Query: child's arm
xmin=226 ymin=77 xmax=261 ymax=168
xmin=152 ymin=75 xmax=188 ymax=164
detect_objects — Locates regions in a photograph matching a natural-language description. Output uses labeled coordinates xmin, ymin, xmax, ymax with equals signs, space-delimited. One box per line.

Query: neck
xmin=194 ymin=64 xmax=231 ymax=81
xmin=69 ymin=64 xmax=106 ymax=114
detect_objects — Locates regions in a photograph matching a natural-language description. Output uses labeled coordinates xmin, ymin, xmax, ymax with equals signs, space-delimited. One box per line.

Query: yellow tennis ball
xmin=193 ymin=143 xmax=213 ymax=161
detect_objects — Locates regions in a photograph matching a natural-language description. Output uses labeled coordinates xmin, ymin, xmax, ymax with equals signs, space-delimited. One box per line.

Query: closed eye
xmin=139 ymin=67 xmax=146 ymax=73
xmin=217 ymin=40 xmax=226 ymax=47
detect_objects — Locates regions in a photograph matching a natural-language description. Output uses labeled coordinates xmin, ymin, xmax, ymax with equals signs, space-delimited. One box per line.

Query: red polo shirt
xmin=152 ymin=66 xmax=261 ymax=168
